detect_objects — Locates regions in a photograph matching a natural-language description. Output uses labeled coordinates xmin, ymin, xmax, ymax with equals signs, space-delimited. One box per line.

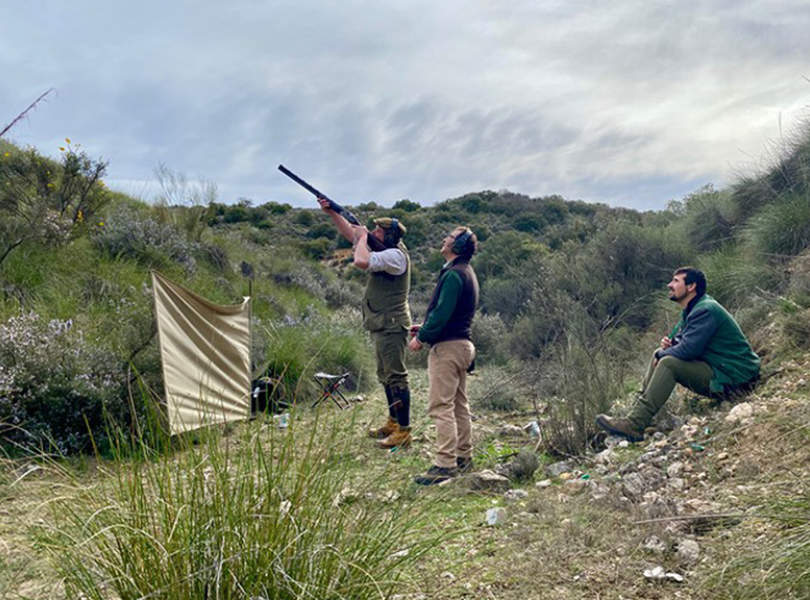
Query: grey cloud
xmin=2 ymin=1 xmax=809 ymax=212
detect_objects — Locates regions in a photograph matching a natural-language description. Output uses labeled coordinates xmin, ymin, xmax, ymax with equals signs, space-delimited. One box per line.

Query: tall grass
xmin=745 ymin=191 xmax=810 ymax=258
xmin=697 ymin=244 xmax=781 ymax=310
xmin=703 ymin=488 xmax=810 ymax=599
xmin=35 ymin=403 xmax=444 ymax=599
xmin=258 ymin=308 xmax=375 ymax=400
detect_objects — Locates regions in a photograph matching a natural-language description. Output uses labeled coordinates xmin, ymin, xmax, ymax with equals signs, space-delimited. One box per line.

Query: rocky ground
xmin=1 ymin=354 xmax=808 ymax=599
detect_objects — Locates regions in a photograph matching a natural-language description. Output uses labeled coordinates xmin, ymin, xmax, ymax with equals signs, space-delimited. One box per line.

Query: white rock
xmin=500 ymin=424 xmax=525 ymax=436
xmin=485 ymin=507 xmax=507 ymax=526
xmin=667 ymin=461 xmax=684 ymax=478
xmin=643 ymin=565 xmax=666 ymax=580
xmin=595 ymin=448 xmax=616 ymax=465
xmin=504 ymin=489 xmax=529 ymax=501
xmin=668 ymin=477 xmax=686 ymax=491
xmin=465 ymin=469 xmax=511 ymax=492
xmin=621 ymin=472 xmax=646 ymax=499
xmin=563 ymin=479 xmax=589 ymax=495
xmin=725 ymin=402 xmax=753 ymax=423
xmin=677 ymin=539 xmax=700 ymax=563
xmin=665 ymin=572 xmax=684 ymax=583
xmin=535 ymin=479 xmax=553 ymax=488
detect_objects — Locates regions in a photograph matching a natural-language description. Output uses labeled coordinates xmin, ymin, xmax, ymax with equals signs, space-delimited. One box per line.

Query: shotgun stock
xmin=277 ymin=164 xmax=385 ymax=251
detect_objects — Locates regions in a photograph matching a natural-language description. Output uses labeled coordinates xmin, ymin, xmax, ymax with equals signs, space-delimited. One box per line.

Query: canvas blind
xmin=151 ymin=271 xmax=251 ymax=434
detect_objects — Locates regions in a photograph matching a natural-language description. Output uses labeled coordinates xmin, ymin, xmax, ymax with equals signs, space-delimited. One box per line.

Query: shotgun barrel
xmin=277 ymin=164 xmax=361 ymax=226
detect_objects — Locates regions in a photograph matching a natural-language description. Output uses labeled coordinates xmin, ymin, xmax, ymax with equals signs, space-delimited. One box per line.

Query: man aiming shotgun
xmin=278 ymin=165 xmax=414 ymax=448
xmin=278 ymin=165 xmax=385 ymax=251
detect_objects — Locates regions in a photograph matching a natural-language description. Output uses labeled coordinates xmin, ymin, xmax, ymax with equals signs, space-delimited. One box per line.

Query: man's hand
xmin=350 ymin=224 xmax=368 ymax=245
xmin=317 ymin=197 xmax=333 ymax=212
xmin=660 ymin=336 xmax=673 ymax=349
xmin=408 ymin=337 xmax=423 ymax=352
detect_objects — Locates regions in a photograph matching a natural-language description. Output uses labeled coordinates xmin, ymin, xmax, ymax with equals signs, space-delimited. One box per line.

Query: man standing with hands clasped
xmin=409 ymin=226 xmax=479 ymax=485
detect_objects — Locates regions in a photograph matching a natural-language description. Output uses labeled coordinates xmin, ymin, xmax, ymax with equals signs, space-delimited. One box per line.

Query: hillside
xmin=2 ymin=119 xmax=810 ymax=598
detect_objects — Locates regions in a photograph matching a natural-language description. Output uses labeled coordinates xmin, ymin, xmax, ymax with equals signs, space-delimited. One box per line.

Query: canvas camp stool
xmin=312 ymin=371 xmax=352 ymax=409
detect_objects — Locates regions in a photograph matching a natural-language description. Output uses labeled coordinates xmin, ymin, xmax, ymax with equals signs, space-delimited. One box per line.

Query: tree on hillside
xmin=0 ymin=143 xmax=109 ymax=266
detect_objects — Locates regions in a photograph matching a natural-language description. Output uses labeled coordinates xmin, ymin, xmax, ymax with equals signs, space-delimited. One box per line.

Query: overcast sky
xmin=2 ymin=1 xmax=809 ymax=210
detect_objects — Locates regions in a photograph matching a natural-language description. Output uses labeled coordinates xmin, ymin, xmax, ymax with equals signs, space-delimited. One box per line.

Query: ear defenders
xmin=452 ymin=227 xmax=472 ymax=255
xmin=383 ymin=217 xmax=400 ymax=247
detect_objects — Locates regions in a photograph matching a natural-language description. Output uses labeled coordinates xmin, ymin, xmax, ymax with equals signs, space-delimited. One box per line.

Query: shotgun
xmin=277 ymin=164 xmax=385 ymax=251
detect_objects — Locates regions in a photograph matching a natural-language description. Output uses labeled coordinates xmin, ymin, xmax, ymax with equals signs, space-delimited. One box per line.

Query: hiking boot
xmin=377 ymin=426 xmax=411 ymax=449
xmin=456 ymin=456 xmax=474 ymax=473
xmin=595 ymin=414 xmax=644 ymax=442
xmin=414 ymin=465 xmax=458 ymax=486
xmin=368 ymin=417 xmax=398 ymax=439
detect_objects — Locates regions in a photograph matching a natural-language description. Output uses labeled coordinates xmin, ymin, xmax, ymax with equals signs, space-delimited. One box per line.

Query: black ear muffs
xmin=383 ymin=217 xmax=400 ymax=247
xmin=452 ymin=228 xmax=472 ymax=255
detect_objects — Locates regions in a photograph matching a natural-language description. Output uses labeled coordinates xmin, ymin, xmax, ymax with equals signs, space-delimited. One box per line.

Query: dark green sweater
xmin=659 ymin=294 xmax=760 ymax=392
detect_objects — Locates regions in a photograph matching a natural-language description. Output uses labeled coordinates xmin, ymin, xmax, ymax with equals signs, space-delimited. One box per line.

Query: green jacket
xmin=663 ymin=294 xmax=760 ymax=392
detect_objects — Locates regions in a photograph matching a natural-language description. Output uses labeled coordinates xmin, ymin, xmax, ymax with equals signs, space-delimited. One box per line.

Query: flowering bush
xmin=0 ymin=142 xmax=109 ymax=266
xmin=0 ymin=312 xmax=127 ymax=454
xmin=91 ymin=206 xmax=198 ymax=272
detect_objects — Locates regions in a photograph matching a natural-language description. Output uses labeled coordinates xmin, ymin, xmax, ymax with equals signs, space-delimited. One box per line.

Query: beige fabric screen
xmin=152 ymin=271 xmax=251 ymax=434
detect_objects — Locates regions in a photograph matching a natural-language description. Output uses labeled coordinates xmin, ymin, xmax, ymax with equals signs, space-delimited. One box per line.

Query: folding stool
xmin=312 ymin=371 xmax=352 ymax=409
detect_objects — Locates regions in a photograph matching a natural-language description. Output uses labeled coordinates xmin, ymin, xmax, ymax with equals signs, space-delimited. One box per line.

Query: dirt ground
xmin=2 ymin=357 xmax=809 ymax=600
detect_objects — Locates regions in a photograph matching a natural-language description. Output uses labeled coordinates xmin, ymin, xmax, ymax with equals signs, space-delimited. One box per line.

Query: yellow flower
xmin=98 ymin=221 xmax=104 ymax=227
xmin=59 ymin=147 xmax=65 ymax=152
xmin=77 ymin=210 xmax=84 ymax=223
xmin=2 ymin=152 xmax=9 ymax=158
xmin=65 ymin=137 xmax=71 ymax=144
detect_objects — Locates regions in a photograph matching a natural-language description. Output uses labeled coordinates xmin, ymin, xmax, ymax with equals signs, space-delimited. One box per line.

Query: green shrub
xmin=92 ymin=205 xmax=198 ymax=272
xmin=300 ymin=238 xmax=331 ymax=260
xmin=0 ymin=143 xmax=109 ymax=268
xmin=0 ymin=312 xmax=128 ymax=454
xmin=294 ymin=210 xmax=315 ymax=226
xmin=471 ymin=312 xmax=509 ymax=364
xmin=480 ymin=275 xmax=534 ymax=322
xmin=392 ymin=198 xmax=421 ymax=212
xmin=536 ymin=316 xmax=634 ymax=455
xmin=306 ymin=223 xmax=337 ymax=240
xmin=697 ymin=245 xmax=782 ymax=309
xmin=258 ymin=308 xmax=375 ymax=402
xmin=787 ymin=250 xmax=810 ymax=307
xmin=746 ymin=192 xmax=810 ymax=258
xmin=682 ymin=184 xmax=736 ymax=252
xmin=782 ymin=307 xmax=810 ymax=349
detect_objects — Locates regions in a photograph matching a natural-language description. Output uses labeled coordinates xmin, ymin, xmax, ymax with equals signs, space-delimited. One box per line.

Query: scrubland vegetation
xmin=1 ymin=117 xmax=810 ymax=598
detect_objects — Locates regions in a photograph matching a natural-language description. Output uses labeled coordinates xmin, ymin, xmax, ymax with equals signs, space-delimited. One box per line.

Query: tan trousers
xmin=427 ymin=340 xmax=475 ymax=469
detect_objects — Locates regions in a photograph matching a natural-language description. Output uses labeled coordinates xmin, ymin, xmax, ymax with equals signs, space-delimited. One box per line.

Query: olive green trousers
xmin=628 ymin=352 xmax=713 ymax=429
xmin=370 ymin=329 xmax=409 ymax=389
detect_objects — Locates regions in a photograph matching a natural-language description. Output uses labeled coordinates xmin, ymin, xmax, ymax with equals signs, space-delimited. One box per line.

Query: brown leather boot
xmin=368 ymin=417 xmax=398 ymax=439
xmin=377 ymin=426 xmax=411 ymax=449
xmin=595 ymin=414 xmax=644 ymax=442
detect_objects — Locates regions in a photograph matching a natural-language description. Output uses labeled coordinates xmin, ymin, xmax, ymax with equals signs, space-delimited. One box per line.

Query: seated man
xmin=596 ymin=266 xmax=760 ymax=442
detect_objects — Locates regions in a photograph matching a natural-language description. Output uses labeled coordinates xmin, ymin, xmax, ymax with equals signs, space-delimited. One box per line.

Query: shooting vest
xmin=362 ymin=242 xmax=411 ymax=332
xmin=423 ymin=258 xmax=479 ymax=343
